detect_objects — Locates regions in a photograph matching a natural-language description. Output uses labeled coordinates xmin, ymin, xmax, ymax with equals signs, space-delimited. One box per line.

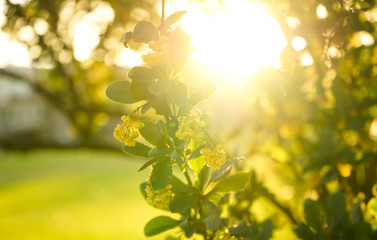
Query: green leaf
xmin=201 ymin=200 xmax=220 ymax=230
xmin=171 ymin=80 xmax=188 ymax=107
xmin=150 ymin=157 xmax=172 ymax=190
xmin=323 ymin=168 xmax=338 ymax=183
xmin=352 ymin=197 xmax=363 ymax=223
xmin=141 ymin=103 xmax=151 ymax=114
xmin=198 ymin=165 xmax=210 ymax=190
xmin=154 ymin=120 xmax=170 ymax=148
xmin=139 ymin=120 xmax=157 ymax=146
xmin=189 ymin=156 xmax=205 ymax=178
xmin=138 ymin=157 xmax=161 ymax=172
xmin=169 ymin=194 xmax=198 ymax=213
xmin=327 ymin=191 xmax=346 ymax=232
xmin=228 ymin=221 xmax=251 ymax=237
xmin=140 ymin=182 xmax=148 ymax=200
xmin=188 ymin=145 xmax=204 ymax=160
xmin=133 ymin=21 xmax=158 ymax=43
xmin=122 ymin=142 xmax=151 ymax=158
xmin=206 ymin=193 xmax=223 ymax=205
xmin=144 ymin=216 xmax=179 ymax=237
xmin=294 ymin=223 xmax=317 ymax=240
xmin=171 ymin=176 xmax=197 ymax=194
xmin=149 ymin=147 xmax=171 ymax=158
xmin=149 ymin=79 xmax=170 ymax=96
xmin=211 ymin=172 xmax=251 ymax=193
xmin=166 ymin=119 xmax=179 ymax=139
xmin=210 ymin=157 xmax=243 ymax=182
xmin=150 ymin=97 xmax=171 ymax=116
xmin=122 ymin=31 xmax=133 ymax=48
xmin=188 ymin=84 xmax=216 ymax=106
xmin=105 ymin=81 xmax=137 ymax=104
xmin=304 ymin=199 xmax=322 ymax=231
xmin=260 ymin=219 xmax=273 ymax=240
xmin=128 ymin=66 xmax=155 ymax=82
xmin=130 ymin=81 xmax=152 ymax=101
xmin=161 ymin=11 xmax=187 ymax=32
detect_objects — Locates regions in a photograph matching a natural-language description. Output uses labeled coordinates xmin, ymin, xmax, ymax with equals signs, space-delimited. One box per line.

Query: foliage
xmin=106 ymin=10 xmax=269 ymax=239
xmin=106 ymin=0 xmax=377 ymax=239
xmin=0 ymin=0 xmax=163 ymax=148
xmin=3 ymin=0 xmax=377 ymax=239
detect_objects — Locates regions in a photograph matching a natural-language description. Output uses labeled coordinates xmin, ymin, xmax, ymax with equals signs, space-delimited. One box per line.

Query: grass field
xmin=0 ymin=149 xmax=177 ymax=240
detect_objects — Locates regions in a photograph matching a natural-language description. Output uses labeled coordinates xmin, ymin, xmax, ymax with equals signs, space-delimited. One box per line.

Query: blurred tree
xmin=0 ymin=0 xmax=162 ymax=149
xmin=221 ymin=0 xmax=377 ymax=238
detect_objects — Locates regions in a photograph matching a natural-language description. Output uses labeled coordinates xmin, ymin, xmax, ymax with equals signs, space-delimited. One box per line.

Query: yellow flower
xmin=113 ymin=115 xmax=144 ymax=146
xmin=176 ymin=109 xmax=205 ymax=142
xmin=145 ymin=184 xmax=173 ymax=209
xmin=200 ymin=144 xmax=226 ymax=169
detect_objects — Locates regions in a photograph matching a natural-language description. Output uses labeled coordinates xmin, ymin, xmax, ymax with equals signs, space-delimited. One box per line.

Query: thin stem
xmin=184 ymin=170 xmax=193 ymax=186
xmin=161 ymin=0 xmax=165 ymax=26
xmin=267 ymin=196 xmax=297 ymax=224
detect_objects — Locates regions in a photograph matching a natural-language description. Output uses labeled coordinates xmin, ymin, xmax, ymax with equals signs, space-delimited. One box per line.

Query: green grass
xmin=0 ymin=149 xmax=177 ymax=240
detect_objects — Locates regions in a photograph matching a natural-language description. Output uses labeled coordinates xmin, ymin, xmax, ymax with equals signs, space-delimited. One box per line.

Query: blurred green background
xmin=0 ymin=149 xmax=173 ymax=239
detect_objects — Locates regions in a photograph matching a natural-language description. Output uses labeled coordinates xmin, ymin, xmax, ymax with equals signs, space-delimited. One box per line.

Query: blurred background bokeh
xmin=1 ymin=0 xmax=377 ymax=239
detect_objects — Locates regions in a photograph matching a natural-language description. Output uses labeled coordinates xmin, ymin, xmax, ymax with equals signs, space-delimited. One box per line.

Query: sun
xmin=168 ymin=0 xmax=287 ymax=84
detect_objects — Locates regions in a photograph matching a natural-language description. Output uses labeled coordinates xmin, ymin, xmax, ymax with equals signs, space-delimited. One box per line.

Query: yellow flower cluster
xmin=200 ymin=144 xmax=226 ymax=169
xmin=113 ymin=115 xmax=144 ymax=146
xmin=176 ymin=110 xmax=205 ymax=142
xmin=141 ymin=35 xmax=170 ymax=66
xmin=145 ymin=184 xmax=173 ymax=209
xmin=213 ymin=229 xmax=238 ymax=240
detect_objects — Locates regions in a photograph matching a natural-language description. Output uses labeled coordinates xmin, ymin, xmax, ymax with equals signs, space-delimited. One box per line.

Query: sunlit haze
xmin=167 ymin=0 xmax=287 ymax=83
xmin=0 ymin=0 xmax=287 ymax=81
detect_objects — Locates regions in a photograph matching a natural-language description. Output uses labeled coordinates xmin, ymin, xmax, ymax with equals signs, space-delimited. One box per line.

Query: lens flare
xmin=175 ymin=0 xmax=287 ymax=83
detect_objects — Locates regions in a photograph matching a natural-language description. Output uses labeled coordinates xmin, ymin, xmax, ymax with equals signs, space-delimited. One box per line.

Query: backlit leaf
xmin=211 ymin=172 xmax=251 ymax=193
xmin=105 ymin=81 xmax=137 ymax=104
xmin=133 ymin=21 xmax=159 ymax=43
xmin=122 ymin=142 xmax=151 ymax=158
xmin=144 ymin=216 xmax=179 ymax=237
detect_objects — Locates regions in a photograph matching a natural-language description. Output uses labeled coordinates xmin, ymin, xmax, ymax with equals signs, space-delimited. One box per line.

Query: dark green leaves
xmin=211 ymin=172 xmax=251 ymax=193
xmin=294 ymin=223 xmax=317 ymax=240
xmin=122 ymin=142 xmax=151 ymax=158
xmin=351 ymin=197 xmax=363 ymax=223
xmin=327 ymin=191 xmax=346 ymax=232
xmin=139 ymin=120 xmax=157 ymax=146
xmin=144 ymin=216 xmax=179 ymax=237
xmin=304 ymin=199 xmax=322 ymax=231
xmin=201 ymin=200 xmax=220 ymax=230
xmin=229 ymin=220 xmax=273 ymax=240
xmin=130 ymin=81 xmax=152 ymax=101
xmin=149 ymin=79 xmax=170 ymax=96
xmin=150 ymin=157 xmax=172 ymax=189
xmin=133 ymin=21 xmax=159 ymax=43
xmin=138 ymin=157 xmax=160 ymax=172
xmin=169 ymin=194 xmax=198 ymax=213
xmin=128 ymin=66 xmax=155 ymax=82
xmin=105 ymin=81 xmax=137 ymax=104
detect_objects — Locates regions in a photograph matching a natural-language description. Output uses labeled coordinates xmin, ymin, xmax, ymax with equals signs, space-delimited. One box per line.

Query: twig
xmin=161 ymin=0 xmax=165 ymax=26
